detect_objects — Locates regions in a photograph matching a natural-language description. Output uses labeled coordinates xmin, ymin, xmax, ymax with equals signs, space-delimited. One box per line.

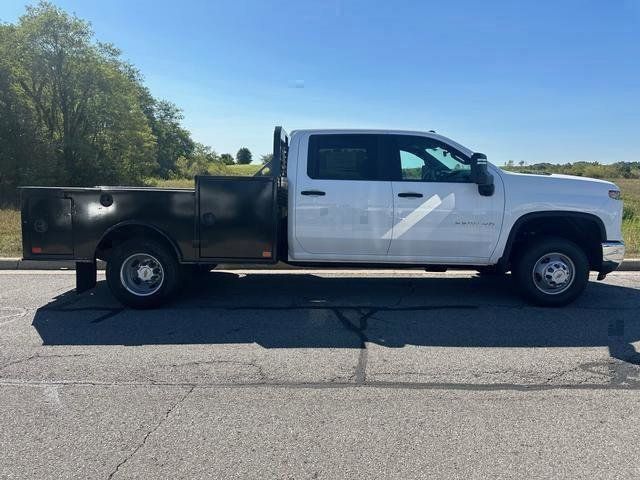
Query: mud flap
xmin=76 ymin=261 xmax=97 ymax=293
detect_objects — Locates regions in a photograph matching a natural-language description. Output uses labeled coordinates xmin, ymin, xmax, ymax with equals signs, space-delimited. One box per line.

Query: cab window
xmin=307 ymin=134 xmax=381 ymax=180
xmin=394 ymin=135 xmax=472 ymax=183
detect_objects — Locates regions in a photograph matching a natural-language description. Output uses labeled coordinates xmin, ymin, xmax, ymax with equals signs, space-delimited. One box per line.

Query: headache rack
xmin=271 ymin=126 xmax=289 ymax=209
xmin=272 ymin=126 xmax=289 ymax=182
xmin=272 ymin=126 xmax=289 ymax=257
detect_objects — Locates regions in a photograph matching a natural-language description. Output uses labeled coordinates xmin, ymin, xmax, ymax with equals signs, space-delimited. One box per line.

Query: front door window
xmin=398 ymin=137 xmax=472 ymax=183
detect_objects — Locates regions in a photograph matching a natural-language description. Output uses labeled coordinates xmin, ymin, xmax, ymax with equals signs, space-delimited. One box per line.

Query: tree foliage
xmin=260 ymin=153 xmax=273 ymax=164
xmin=236 ymin=147 xmax=252 ymax=165
xmin=174 ymin=143 xmax=221 ymax=178
xmin=0 ymin=2 xmax=199 ymax=204
xmin=502 ymin=161 xmax=640 ymax=179
xmin=219 ymin=153 xmax=235 ymax=165
xmin=140 ymin=95 xmax=195 ymax=177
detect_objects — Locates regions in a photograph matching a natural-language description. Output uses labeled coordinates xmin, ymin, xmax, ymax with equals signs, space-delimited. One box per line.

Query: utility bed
xmin=20 ymin=128 xmax=289 ymax=296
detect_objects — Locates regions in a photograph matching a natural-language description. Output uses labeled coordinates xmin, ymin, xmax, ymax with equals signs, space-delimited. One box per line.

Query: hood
xmin=499 ymin=169 xmax=618 ymax=190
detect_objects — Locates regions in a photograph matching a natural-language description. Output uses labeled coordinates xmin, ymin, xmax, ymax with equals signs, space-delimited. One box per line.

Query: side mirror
xmin=470 ymin=152 xmax=494 ymax=196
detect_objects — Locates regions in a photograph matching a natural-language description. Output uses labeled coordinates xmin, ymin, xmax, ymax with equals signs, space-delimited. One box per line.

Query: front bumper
xmin=600 ymin=241 xmax=625 ymax=274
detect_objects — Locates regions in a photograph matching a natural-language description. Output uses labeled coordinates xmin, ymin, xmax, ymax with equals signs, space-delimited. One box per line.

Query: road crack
xmin=332 ymin=308 xmax=375 ymax=384
xmin=0 ymin=353 xmax=88 ymax=372
xmin=543 ymin=365 xmax=586 ymax=385
xmin=106 ymin=385 xmax=195 ymax=480
xmin=164 ymin=359 xmax=267 ymax=382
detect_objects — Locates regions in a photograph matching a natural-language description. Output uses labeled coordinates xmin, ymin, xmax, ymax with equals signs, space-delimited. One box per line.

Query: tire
xmin=106 ymin=239 xmax=180 ymax=309
xmin=513 ymin=236 xmax=589 ymax=307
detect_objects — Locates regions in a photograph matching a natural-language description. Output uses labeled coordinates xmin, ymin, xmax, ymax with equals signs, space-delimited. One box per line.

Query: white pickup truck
xmin=20 ymin=127 xmax=625 ymax=308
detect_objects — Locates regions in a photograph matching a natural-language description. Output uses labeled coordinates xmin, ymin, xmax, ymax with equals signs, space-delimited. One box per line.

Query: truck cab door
xmin=386 ymin=135 xmax=503 ymax=261
xmin=293 ymin=133 xmax=394 ymax=257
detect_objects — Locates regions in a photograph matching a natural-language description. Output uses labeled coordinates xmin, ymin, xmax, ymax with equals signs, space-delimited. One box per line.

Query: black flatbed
xmin=19 ymin=128 xmax=290 ymax=292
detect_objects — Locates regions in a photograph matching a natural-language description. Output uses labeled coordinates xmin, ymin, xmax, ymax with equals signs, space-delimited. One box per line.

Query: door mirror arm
xmin=470 ymin=152 xmax=495 ymax=197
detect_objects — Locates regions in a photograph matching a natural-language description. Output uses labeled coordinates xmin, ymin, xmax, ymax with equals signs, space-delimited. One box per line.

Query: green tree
xmin=0 ymin=22 xmax=52 ymax=203
xmin=236 ymin=147 xmax=252 ymax=165
xmin=501 ymin=161 xmax=640 ymax=179
xmin=139 ymin=93 xmax=194 ymax=177
xmin=4 ymin=2 xmax=158 ymax=186
xmin=174 ymin=143 xmax=220 ymax=178
xmin=0 ymin=2 xmax=199 ymax=203
xmin=260 ymin=153 xmax=273 ymax=164
xmin=220 ymin=153 xmax=235 ymax=165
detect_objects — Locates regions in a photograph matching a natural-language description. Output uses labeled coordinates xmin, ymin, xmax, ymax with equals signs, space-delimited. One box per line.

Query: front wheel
xmin=513 ymin=237 xmax=589 ymax=307
xmin=106 ymin=239 xmax=180 ymax=309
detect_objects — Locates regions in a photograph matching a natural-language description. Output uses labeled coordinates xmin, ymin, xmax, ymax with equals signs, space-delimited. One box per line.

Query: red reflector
xmin=31 ymin=247 xmax=42 ymax=254
xmin=262 ymin=250 xmax=272 ymax=258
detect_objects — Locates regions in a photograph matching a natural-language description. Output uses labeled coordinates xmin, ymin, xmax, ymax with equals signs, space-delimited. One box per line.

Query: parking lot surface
xmin=1 ymin=269 xmax=639 ymax=479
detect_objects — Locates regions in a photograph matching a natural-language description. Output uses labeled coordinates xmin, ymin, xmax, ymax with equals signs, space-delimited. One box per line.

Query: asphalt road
xmin=0 ymin=269 xmax=639 ymax=479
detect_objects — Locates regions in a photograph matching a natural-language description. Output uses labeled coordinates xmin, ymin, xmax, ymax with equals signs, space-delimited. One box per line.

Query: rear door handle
xmin=398 ymin=192 xmax=423 ymax=198
xmin=301 ymin=190 xmax=326 ymax=196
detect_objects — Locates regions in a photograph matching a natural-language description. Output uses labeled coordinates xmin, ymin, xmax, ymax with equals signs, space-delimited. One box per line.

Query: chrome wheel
xmin=119 ymin=253 xmax=164 ymax=297
xmin=531 ymin=252 xmax=575 ymax=295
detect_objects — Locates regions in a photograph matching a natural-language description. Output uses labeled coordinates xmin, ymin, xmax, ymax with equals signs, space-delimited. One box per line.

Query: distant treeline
xmin=0 ymin=2 xmax=255 ymax=206
xmin=501 ymin=161 xmax=640 ymax=179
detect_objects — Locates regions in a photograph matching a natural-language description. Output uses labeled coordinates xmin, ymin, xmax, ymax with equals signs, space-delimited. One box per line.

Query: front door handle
xmin=398 ymin=192 xmax=423 ymax=198
xmin=301 ymin=190 xmax=326 ymax=196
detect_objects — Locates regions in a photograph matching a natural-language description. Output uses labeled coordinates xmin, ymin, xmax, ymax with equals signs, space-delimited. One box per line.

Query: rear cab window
xmin=307 ymin=134 xmax=384 ymax=181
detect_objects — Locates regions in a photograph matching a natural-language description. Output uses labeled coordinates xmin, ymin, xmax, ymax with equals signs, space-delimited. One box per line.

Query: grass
xmin=146 ymin=164 xmax=263 ymax=188
xmin=0 ymin=209 xmax=21 ymax=258
xmin=617 ymin=179 xmax=640 ymax=256
xmin=1 ymin=174 xmax=639 ymax=258
xmin=225 ymin=163 xmax=263 ymax=176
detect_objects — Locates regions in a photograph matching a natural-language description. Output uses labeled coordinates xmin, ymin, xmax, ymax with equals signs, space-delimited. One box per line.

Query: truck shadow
xmin=32 ymin=272 xmax=640 ymax=365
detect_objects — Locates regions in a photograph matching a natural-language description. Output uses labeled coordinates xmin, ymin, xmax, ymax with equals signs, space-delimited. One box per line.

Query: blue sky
xmin=2 ymin=0 xmax=639 ymax=164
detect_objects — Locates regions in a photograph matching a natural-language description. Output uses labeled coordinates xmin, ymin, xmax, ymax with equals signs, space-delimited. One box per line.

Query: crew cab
xmin=20 ymin=127 xmax=625 ymax=308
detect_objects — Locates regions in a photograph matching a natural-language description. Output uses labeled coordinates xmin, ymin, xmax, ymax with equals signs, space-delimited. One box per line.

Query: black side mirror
xmin=470 ymin=152 xmax=495 ymax=196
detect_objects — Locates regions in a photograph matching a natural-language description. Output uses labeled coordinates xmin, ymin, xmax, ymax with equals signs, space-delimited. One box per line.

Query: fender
xmin=96 ymin=220 xmax=184 ymax=261
xmin=497 ymin=211 xmax=606 ymax=268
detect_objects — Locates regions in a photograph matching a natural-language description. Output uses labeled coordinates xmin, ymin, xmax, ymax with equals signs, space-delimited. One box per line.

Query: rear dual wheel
xmin=106 ymin=239 xmax=180 ymax=309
